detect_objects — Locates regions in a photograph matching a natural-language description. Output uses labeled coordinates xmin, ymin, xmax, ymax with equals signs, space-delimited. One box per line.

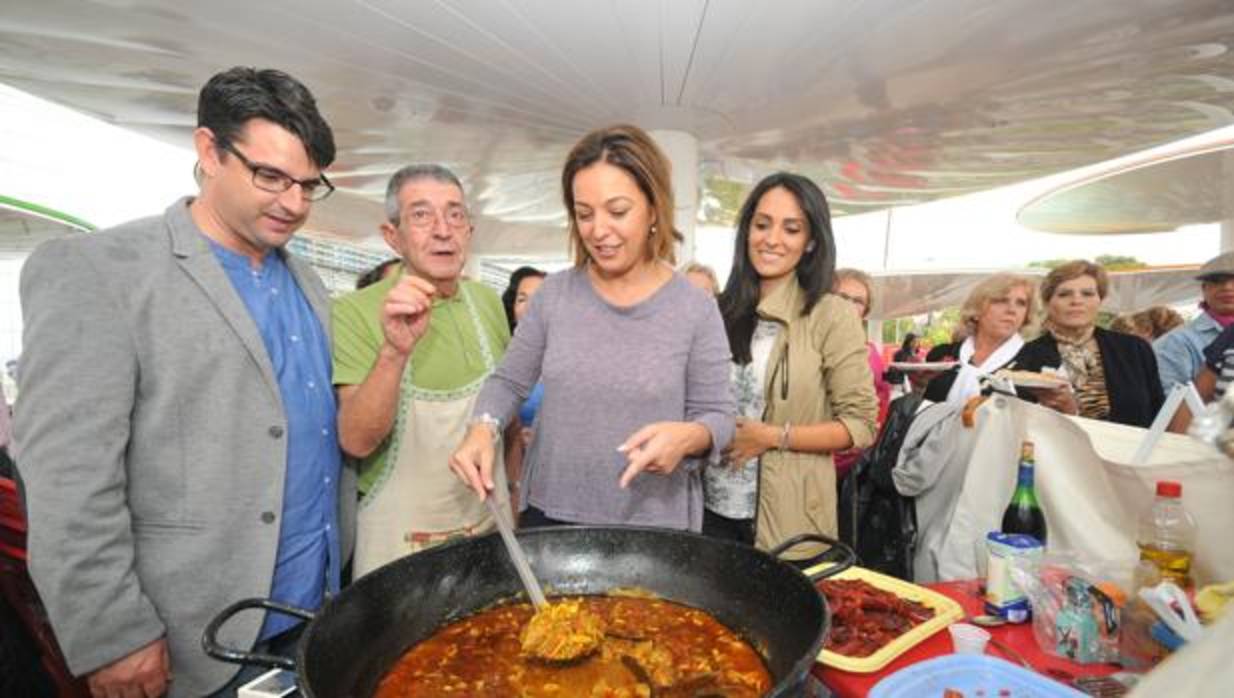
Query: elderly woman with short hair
xmin=1013 ymin=260 xmax=1164 ymax=426
xmin=831 ymin=268 xmax=891 ymax=480
xmin=924 ymin=273 xmax=1037 ymax=406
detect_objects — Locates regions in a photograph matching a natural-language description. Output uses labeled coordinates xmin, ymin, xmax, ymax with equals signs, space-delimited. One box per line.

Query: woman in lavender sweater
xmin=450 ymin=125 xmax=735 ymax=531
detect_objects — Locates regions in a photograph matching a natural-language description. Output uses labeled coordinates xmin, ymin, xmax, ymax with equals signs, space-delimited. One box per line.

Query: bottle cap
xmin=1156 ymin=481 xmax=1182 ymax=498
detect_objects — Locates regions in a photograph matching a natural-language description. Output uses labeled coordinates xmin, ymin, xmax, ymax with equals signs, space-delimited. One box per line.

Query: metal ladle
xmin=485 ymin=493 xmax=548 ymax=610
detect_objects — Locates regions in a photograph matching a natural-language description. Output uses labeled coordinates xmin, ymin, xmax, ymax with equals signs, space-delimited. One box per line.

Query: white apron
xmin=354 ymin=287 xmax=505 ymax=576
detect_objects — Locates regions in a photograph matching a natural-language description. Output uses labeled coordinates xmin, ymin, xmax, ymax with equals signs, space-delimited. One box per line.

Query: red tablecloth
xmin=813 ymin=579 xmax=1121 ymax=697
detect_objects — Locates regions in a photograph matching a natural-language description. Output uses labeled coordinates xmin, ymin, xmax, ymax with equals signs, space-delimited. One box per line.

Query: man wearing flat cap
xmin=1154 ymin=251 xmax=1234 ymax=393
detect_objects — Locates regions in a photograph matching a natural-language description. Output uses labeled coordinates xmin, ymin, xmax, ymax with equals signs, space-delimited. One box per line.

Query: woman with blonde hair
xmin=1013 ymin=260 xmax=1164 ymax=426
xmin=451 ymin=125 xmax=734 ymax=531
xmin=831 ymin=267 xmax=891 ymax=480
xmin=924 ymin=273 xmax=1037 ymax=405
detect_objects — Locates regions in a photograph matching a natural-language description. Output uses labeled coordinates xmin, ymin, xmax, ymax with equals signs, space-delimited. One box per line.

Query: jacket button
xmin=261 ymin=511 xmax=276 ymax=524
xmin=268 ymin=426 xmax=284 ymax=439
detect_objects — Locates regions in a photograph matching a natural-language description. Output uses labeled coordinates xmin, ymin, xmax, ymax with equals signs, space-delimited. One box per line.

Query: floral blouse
xmin=704 ymin=319 xmax=779 ymax=519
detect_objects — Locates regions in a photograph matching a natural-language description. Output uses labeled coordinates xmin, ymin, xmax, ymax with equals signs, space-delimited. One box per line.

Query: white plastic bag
xmin=929 ymin=396 xmax=1234 ymax=585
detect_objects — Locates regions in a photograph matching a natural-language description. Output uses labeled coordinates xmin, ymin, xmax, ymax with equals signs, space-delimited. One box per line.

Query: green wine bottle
xmin=1001 ymin=440 xmax=1047 ymax=545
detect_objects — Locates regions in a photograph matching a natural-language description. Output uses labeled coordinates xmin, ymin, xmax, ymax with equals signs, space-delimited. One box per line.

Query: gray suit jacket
xmin=13 ymin=199 xmax=356 ymax=696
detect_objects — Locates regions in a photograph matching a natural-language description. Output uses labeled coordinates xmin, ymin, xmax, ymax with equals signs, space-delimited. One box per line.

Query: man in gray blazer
xmin=14 ymin=67 xmax=355 ymax=697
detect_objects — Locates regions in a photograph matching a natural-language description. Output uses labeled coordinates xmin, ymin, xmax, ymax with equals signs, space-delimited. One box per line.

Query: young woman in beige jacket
xmin=708 ymin=172 xmax=879 ymax=562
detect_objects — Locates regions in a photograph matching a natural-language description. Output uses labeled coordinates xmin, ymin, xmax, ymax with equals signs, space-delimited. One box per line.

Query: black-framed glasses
xmin=220 ymin=141 xmax=335 ymax=202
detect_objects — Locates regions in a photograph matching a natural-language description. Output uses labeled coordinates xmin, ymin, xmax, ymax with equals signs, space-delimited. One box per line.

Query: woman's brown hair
xmin=561 ymin=124 xmax=681 ymax=267
xmin=1040 ymin=260 xmax=1109 ymax=302
xmin=1140 ymin=305 xmax=1184 ymax=338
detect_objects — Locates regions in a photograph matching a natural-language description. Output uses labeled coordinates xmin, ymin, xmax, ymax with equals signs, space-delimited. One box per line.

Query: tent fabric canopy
xmin=4 ymin=0 xmax=1234 ymax=255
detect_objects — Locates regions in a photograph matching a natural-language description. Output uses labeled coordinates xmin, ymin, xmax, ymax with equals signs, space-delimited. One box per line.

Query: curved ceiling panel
xmin=3 ymin=0 xmax=1234 ymax=253
xmin=1017 ymin=139 xmax=1234 ymax=234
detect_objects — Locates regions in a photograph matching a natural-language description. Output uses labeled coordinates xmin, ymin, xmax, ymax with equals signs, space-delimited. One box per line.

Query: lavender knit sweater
xmin=473 ymin=267 xmax=735 ymax=530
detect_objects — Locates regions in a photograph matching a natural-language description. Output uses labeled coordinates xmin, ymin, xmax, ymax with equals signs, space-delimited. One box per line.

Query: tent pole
xmin=882 ymin=208 xmax=893 ymax=269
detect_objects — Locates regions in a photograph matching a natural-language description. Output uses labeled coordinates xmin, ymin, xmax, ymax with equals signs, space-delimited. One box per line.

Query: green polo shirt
xmin=332 ymin=272 xmax=510 ymax=495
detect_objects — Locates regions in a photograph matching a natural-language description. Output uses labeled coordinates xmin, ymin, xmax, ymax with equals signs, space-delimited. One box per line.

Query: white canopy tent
xmin=3 ymin=0 xmax=1234 ymax=260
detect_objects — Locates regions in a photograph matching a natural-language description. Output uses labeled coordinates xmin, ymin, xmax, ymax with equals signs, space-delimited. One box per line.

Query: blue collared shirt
xmin=209 ymin=241 xmax=340 ymax=639
xmin=1153 ymin=311 xmax=1223 ymax=394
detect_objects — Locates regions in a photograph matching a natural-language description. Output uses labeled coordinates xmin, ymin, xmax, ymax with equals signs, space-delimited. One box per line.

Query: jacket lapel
xmin=166 ymin=204 xmax=283 ymax=408
xmin=757 ymin=280 xmax=802 ymax=410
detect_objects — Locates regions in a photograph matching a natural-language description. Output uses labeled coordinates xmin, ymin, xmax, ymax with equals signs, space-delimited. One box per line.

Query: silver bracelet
xmin=778 ymin=422 xmax=791 ymax=451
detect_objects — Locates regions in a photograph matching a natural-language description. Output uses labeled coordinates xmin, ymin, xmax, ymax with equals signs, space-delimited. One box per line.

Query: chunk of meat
xmin=620 ymin=640 xmax=677 ymax=688
xmin=520 ymin=599 xmax=606 ymax=662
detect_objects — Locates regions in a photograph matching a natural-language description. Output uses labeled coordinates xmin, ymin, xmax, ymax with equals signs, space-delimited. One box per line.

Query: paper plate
xmin=991 ymin=370 xmax=1071 ymax=389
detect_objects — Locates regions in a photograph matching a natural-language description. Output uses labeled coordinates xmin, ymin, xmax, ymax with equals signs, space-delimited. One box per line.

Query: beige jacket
xmin=754 ymin=280 xmax=879 ymax=558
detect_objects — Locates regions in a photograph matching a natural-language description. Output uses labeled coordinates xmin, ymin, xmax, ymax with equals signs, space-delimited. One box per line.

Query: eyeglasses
xmin=834 ymin=290 xmax=869 ymax=310
xmin=220 ymin=141 xmax=335 ymax=202
xmin=402 ymin=204 xmax=471 ymax=231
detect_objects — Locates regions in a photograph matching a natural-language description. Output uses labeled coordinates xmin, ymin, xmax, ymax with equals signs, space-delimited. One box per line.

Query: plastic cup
xmin=948 ymin=622 xmax=991 ymax=655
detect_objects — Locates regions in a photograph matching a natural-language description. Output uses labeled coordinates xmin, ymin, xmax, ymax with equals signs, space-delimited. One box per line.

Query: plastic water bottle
xmin=1136 ymin=481 xmax=1197 ymax=587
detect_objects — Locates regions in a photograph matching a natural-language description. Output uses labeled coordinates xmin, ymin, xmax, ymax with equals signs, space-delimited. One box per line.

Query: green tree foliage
xmin=1029 ymin=255 xmax=1147 ymax=271
xmin=882 ymin=317 xmax=917 ymax=345
xmin=882 ymin=308 xmax=963 ymax=351
xmin=1094 ymin=254 xmax=1148 ymax=271
xmin=699 ymin=177 xmax=749 ymax=226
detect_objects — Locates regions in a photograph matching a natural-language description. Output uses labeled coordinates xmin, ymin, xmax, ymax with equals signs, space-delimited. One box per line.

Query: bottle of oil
xmin=1001 ymin=441 xmax=1047 ymax=545
xmin=1136 ymin=481 xmax=1196 ymax=587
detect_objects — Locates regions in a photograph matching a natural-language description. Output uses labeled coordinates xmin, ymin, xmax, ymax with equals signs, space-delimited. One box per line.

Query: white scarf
xmin=946 ymin=334 xmax=1025 ymax=407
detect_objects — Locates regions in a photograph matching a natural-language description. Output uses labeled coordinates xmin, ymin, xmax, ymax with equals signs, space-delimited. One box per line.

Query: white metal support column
xmin=649 ymin=129 xmax=699 ymax=263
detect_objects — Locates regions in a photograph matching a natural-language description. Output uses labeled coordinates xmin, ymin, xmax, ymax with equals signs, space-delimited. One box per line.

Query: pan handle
xmin=202 ymin=598 xmax=314 ymax=671
xmin=768 ymin=533 xmax=856 ymax=580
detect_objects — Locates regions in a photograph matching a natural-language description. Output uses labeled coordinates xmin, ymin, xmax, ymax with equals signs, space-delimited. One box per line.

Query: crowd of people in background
xmin=3 ymin=64 xmax=1229 ymax=697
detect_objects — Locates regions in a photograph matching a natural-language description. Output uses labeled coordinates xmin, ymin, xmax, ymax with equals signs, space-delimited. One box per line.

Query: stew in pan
xmin=375 ymin=595 xmax=772 ymax=697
